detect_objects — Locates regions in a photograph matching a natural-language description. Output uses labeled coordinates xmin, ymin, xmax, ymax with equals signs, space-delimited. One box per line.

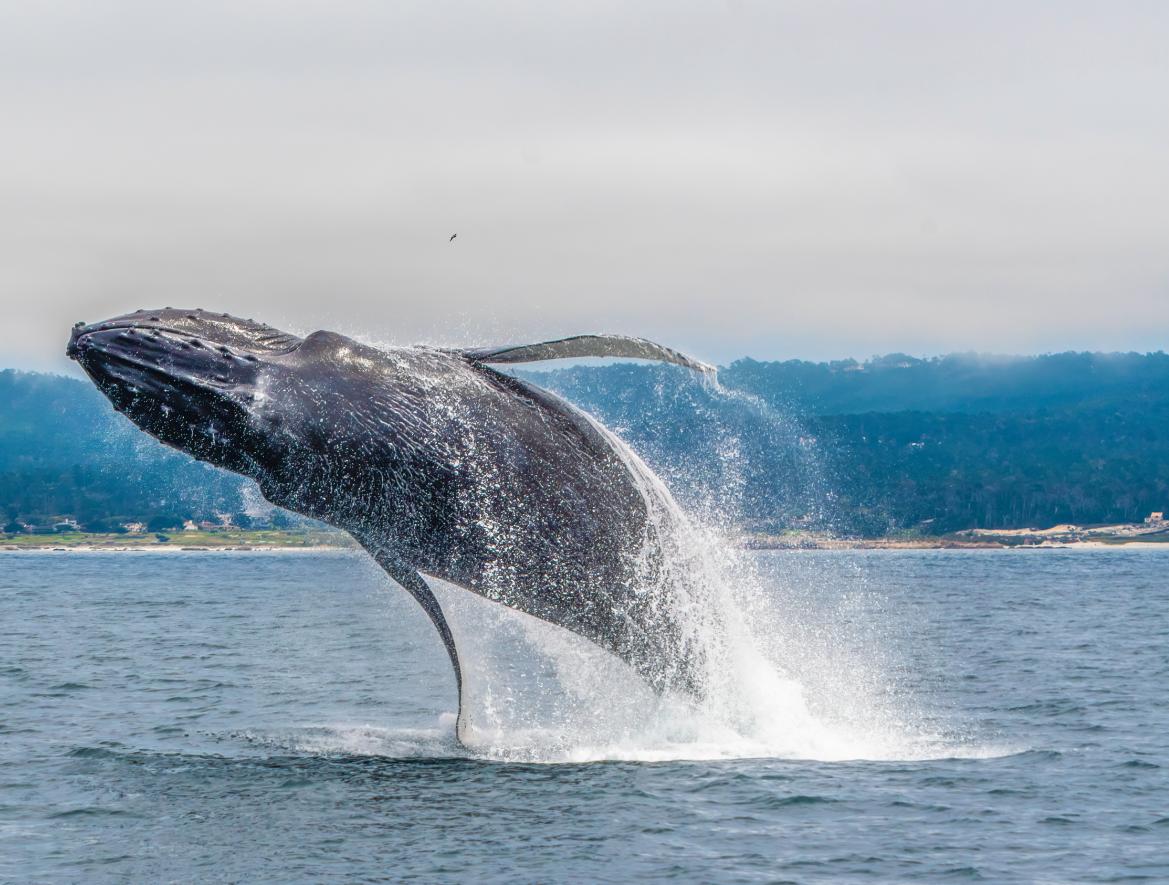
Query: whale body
xmin=67 ymin=309 xmax=714 ymax=739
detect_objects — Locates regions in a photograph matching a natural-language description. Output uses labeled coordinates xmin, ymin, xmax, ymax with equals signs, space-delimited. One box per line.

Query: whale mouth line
xmin=74 ymin=340 xmax=234 ymax=395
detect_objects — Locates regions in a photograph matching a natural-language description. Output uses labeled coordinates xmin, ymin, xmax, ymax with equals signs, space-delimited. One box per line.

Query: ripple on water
xmin=3 ymin=549 xmax=1169 ymax=884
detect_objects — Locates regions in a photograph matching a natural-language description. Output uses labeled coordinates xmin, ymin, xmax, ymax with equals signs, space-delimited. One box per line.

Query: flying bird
xmin=449 ymin=233 xmax=457 ymax=242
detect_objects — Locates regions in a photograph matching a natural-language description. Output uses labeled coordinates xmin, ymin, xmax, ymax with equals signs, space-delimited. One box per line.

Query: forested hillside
xmin=521 ymin=351 xmax=1169 ymax=535
xmin=536 ymin=350 xmax=1169 ymax=417
xmin=2 ymin=351 xmax=1167 ymax=536
xmin=0 ymin=370 xmax=243 ymax=531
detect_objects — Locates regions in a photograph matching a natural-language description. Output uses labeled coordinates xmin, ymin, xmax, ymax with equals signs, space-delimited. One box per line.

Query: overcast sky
xmin=2 ymin=1 xmax=1167 ymax=370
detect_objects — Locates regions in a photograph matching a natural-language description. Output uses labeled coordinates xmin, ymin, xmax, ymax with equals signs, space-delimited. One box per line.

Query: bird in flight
xmin=449 ymin=233 xmax=457 ymax=242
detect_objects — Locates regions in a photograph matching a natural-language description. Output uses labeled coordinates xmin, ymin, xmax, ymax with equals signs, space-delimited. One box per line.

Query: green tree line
xmin=3 ymin=351 xmax=1167 ymax=536
xmin=0 ymin=370 xmax=243 ymax=531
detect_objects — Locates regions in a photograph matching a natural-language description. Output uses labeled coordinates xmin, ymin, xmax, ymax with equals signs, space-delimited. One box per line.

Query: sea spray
xmin=427 ymin=365 xmax=945 ymax=762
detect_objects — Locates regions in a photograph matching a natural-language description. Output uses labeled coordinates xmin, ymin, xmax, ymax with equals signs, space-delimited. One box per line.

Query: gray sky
xmin=2 ymin=1 xmax=1167 ymax=370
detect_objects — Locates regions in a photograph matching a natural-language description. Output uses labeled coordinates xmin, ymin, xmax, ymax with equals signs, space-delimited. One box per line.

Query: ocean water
xmin=1 ymin=547 xmax=1167 ymax=883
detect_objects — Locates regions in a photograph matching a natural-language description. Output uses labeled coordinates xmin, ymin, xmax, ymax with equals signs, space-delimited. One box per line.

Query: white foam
xmin=361 ymin=373 xmax=1006 ymax=765
xmin=235 ymin=715 xmax=1020 ymax=765
xmin=338 ymin=370 xmax=1006 ymax=765
xmin=421 ymin=552 xmax=1003 ymax=764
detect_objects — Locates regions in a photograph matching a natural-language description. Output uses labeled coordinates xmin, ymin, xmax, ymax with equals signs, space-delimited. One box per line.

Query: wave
xmin=223 ymin=719 xmax=1024 ymax=765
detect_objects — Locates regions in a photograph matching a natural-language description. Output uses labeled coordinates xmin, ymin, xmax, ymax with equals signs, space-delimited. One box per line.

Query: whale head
xmin=66 ymin=308 xmax=366 ymax=507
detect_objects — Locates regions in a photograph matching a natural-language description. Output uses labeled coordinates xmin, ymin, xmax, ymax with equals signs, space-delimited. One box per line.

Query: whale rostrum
xmin=68 ymin=309 xmax=714 ymax=742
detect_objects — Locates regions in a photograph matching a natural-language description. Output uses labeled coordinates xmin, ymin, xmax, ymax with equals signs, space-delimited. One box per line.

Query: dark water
xmin=2 ymin=548 xmax=1167 ymax=883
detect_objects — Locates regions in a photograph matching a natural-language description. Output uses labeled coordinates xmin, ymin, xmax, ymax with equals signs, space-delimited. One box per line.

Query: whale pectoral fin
xmin=460 ymin=335 xmax=714 ymax=375
xmin=360 ymin=542 xmax=469 ymax=745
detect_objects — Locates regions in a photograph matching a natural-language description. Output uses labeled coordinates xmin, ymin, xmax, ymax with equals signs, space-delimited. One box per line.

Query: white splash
xmin=396 ymin=371 xmax=997 ymax=765
xmin=323 ymin=363 xmax=1000 ymax=765
xmin=423 ymin=536 xmax=992 ymax=764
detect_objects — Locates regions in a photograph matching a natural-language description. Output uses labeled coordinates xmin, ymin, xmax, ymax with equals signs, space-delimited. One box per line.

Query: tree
xmin=146 ymin=514 xmax=184 ymax=533
xmin=82 ymin=517 xmax=128 ymax=534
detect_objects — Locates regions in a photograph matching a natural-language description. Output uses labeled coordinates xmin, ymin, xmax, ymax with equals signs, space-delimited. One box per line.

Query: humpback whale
xmin=67 ymin=309 xmax=714 ymax=740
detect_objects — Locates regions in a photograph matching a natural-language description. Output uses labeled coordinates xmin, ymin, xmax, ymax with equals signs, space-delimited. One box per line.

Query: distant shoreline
xmin=741 ymin=538 xmax=1169 ymax=551
xmin=740 ymin=532 xmax=1169 ymax=551
xmin=0 ymin=529 xmax=355 ymax=552
xmin=3 ymin=528 xmax=1167 ymax=553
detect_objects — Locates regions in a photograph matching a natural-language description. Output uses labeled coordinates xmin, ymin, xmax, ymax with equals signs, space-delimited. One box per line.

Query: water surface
xmin=2 ymin=549 xmax=1166 ymax=882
